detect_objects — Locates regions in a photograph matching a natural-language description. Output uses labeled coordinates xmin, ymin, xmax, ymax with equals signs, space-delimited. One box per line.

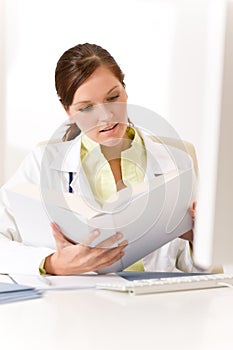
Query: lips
xmin=99 ymin=123 xmax=118 ymax=132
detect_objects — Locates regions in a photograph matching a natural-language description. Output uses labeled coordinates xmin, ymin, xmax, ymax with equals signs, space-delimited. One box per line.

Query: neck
xmin=100 ymin=133 xmax=132 ymax=161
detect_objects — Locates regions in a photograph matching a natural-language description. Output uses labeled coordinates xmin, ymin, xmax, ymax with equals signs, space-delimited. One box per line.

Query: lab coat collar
xmin=49 ymin=129 xmax=177 ymax=175
xmin=49 ymin=128 xmax=140 ymax=173
xmin=49 ymin=136 xmax=82 ymax=172
xmin=139 ymin=130 xmax=177 ymax=176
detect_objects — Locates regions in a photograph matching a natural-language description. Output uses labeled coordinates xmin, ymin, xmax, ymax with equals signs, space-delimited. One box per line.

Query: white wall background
xmin=0 ymin=0 xmax=6 ymax=185
xmin=2 ymin=0 xmax=227 ymax=182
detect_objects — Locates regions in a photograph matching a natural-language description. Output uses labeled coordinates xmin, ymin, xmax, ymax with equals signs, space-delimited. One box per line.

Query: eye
xmin=107 ymin=94 xmax=120 ymax=102
xmin=79 ymin=105 xmax=93 ymax=112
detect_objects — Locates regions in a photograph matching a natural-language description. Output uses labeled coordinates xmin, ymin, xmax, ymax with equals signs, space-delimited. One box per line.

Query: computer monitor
xmin=193 ymin=1 xmax=233 ymax=271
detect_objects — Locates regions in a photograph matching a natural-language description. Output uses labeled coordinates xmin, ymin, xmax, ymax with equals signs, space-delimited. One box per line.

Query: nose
xmin=97 ymin=103 xmax=114 ymax=123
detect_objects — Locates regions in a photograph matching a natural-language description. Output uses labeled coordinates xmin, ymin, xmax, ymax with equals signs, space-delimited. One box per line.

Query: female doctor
xmin=0 ymin=43 xmax=197 ymax=275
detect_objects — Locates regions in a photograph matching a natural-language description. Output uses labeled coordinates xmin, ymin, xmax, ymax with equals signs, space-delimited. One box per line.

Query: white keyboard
xmin=96 ymin=273 xmax=233 ymax=295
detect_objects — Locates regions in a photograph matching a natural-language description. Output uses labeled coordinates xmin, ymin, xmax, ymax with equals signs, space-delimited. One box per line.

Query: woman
xmin=0 ymin=43 xmax=197 ymax=275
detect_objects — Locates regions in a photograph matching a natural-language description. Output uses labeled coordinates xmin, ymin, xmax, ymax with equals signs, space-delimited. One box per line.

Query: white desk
xmin=1 ymin=287 xmax=233 ymax=350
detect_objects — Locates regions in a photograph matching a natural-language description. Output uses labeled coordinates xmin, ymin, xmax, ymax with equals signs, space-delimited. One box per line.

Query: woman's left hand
xmin=179 ymin=201 xmax=196 ymax=242
xmin=189 ymin=200 xmax=196 ymax=223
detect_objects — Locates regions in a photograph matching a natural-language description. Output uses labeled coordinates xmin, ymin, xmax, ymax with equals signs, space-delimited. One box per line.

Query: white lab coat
xmin=0 ymin=129 xmax=200 ymax=274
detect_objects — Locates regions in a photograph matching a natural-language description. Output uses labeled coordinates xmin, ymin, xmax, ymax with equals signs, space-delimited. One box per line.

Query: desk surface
xmin=1 ymin=287 xmax=233 ymax=350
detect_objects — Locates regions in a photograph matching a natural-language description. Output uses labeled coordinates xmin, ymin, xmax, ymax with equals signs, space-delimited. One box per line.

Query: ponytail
xmin=62 ymin=123 xmax=81 ymax=141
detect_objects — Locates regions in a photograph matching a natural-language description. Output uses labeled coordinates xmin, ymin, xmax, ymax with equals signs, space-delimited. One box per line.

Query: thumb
xmin=50 ymin=222 xmax=73 ymax=250
xmin=189 ymin=201 xmax=196 ymax=218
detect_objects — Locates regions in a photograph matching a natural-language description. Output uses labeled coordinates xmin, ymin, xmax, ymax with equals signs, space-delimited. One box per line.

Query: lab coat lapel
xmin=71 ymin=164 xmax=101 ymax=210
xmin=140 ymin=131 xmax=177 ymax=179
xmin=49 ymin=136 xmax=98 ymax=207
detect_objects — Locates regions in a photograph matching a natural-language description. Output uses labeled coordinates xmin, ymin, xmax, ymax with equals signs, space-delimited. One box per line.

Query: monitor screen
xmin=193 ymin=0 xmax=233 ymax=272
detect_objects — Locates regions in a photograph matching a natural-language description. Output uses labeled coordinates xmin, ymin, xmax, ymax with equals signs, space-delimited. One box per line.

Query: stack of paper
xmin=0 ymin=282 xmax=42 ymax=304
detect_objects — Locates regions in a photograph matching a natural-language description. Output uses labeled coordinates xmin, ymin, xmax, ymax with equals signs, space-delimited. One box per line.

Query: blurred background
xmin=0 ymin=0 xmax=228 ymax=184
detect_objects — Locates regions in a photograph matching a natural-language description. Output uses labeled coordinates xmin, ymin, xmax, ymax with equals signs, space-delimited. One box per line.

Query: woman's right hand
xmin=44 ymin=222 xmax=128 ymax=275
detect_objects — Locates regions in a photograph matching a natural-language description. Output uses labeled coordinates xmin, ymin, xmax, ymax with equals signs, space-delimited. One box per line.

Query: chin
xmin=100 ymin=137 xmax=122 ymax=147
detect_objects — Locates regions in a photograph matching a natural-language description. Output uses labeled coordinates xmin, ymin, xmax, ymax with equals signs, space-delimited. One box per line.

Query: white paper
xmin=7 ymin=168 xmax=194 ymax=273
xmin=10 ymin=273 xmax=126 ymax=290
xmin=0 ymin=274 xmax=14 ymax=284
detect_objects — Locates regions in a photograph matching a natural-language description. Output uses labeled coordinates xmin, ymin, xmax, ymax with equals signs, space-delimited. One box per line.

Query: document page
xmin=7 ymin=168 xmax=194 ymax=273
xmin=9 ymin=273 xmax=127 ymax=290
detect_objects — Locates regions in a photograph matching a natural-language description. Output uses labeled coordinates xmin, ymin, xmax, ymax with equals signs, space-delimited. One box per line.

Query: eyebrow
xmin=72 ymin=85 xmax=120 ymax=106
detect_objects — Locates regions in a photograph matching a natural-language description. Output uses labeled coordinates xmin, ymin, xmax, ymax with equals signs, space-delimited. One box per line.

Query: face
xmin=67 ymin=66 xmax=128 ymax=146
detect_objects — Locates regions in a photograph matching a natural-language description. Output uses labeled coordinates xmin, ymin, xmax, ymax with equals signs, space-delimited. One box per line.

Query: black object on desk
xmin=118 ymin=271 xmax=212 ymax=281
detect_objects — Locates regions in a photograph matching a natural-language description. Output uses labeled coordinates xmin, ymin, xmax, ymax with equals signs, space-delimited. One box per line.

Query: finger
xmin=189 ymin=201 xmax=197 ymax=218
xmin=189 ymin=208 xmax=195 ymax=218
xmin=90 ymin=239 xmax=128 ymax=261
xmin=50 ymin=222 xmax=73 ymax=250
xmin=94 ymin=251 xmax=125 ymax=271
xmin=97 ymin=232 xmax=124 ymax=249
xmin=80 ymin=229 xmax=100 ymax=247
xmin=95 ymin=239 xmax=128 ymax=257
xmin=118 ymin=239 xmax=128 ymax=247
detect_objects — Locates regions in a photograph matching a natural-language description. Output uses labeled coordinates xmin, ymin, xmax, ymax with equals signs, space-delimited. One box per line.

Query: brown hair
xmin=55 ymin=43 xmax=125 ymax=141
